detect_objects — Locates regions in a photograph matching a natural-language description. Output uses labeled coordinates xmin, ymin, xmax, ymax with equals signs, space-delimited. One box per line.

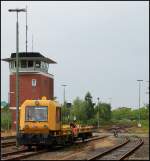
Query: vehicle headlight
xmin=32 ymin=125 xmax=37 ymax=128
xmin=24 ymin=125 xmax=29 ymax=129
xmin=43 ymin=125 xmax=48 ymax=128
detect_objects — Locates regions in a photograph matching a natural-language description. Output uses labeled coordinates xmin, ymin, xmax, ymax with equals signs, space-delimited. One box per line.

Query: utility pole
xmin=8 ymin=8 xmax=26 ymax=147
xmin=137 ymin=80 xmax=143 ymax=127
xmin=32 ymin=34 xmax=33 ymax=52
xmin=61 ymin=84 xmax=67 ymax=124
xmin=145 ymin=81 xmax=149 ymax=107
xmin=26 ymin=6 xmax=28 ymax=52
xmin=97 ymin=97 xmax=100 ymax=129
xmin=146 ymin=81 xmax=149 ymax=95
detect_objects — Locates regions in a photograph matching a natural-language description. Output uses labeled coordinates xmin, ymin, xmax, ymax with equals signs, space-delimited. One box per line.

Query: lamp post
xmin=137 ymin=80 xmax=143 ymax=127
xmin=61 ymin=84 xmax=67 ymax=123
xmin=8 ymin=8 xmax=26 ymax=147
xmin=108 ymin=97 xmax=112 ymax=105
xmin=146 ymin=81 xmax=149 ymax=95
xmin=146 ymin=81 xmax=149 ymax=106
xmin=62 ymin=84 xmax=67 ymax=105
xmin=97 ymin=97 xmax=100 ymax=129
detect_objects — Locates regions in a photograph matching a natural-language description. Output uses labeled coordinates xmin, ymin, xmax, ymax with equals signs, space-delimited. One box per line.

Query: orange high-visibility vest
xmin=72 ymin=127 xmax=78 ymax=136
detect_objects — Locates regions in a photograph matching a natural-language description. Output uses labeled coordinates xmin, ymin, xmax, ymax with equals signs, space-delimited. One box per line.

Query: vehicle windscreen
xmin=25 ymin=106 xmax=48 ymax=122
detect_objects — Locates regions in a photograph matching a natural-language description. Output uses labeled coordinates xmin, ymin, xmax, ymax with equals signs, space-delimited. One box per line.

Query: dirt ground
xmin=22 ymin=134 xmax=128 ymax=160
xmin=22 ymin=135 xmax=120 ymax=160
xmin=22 ymin=133 xmax=149 ymax=160
xmin=1 ymin=130 xmax=149 ymax=160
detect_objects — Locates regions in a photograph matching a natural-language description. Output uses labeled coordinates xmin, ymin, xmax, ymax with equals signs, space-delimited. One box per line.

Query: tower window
xmin=41 ymin=61 xmax=45 ymax=69
xmin=10 ymin=62 xmax=14 ymax=68
xmin=35 ymin=61 xmax=41 ymax=68
xmin=32 ymin=79 xmax=36 ymax=87
xmin=28 ymin=61 xmax=33 ymax=67
xmin=21 ymin=60 xmax=27 ymax=68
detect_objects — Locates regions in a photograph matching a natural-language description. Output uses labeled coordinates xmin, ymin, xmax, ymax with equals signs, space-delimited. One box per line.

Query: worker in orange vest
xmin=70 ymin=122 xmax=78 ymax=137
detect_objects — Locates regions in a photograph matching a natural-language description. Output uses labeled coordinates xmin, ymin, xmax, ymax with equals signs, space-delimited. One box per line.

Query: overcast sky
xmin=1 ymin=1 xmax=149 ymax=108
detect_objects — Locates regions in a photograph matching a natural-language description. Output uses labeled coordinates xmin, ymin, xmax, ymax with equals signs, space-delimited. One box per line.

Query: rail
xmin=88 ymin=136 xmax=144 ymax=160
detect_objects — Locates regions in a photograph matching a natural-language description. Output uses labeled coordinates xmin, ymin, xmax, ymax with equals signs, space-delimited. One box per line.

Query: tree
xmin=71 ymin=97 xmax=85 ymax=124
xmin=112 ymin=107 xmax=132 ymax=120
xmin=61 ymin=104 xmax=70 ymax=124
xmin=70 ymin=93 xmax=95 ymax=125
xmin=95 ymin=103 xmax=111 ymax=121
xmin=111 ymin=106 xmax=149 ymax=121
xmin=84 ymin=92 xmax=95 ymax=120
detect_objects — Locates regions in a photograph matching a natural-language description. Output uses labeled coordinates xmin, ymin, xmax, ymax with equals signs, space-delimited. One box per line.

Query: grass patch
xmin=99 ymin=119 xmax=149 ymax=134
xmin=1 ymin=110 xmax=12 ymax=131
xmin=127 ymin=120 xmax=149 ymax=133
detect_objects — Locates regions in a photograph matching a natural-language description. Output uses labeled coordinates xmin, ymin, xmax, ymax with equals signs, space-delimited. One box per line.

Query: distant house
xmin=1 ymin=101 xmax=8 ymax=109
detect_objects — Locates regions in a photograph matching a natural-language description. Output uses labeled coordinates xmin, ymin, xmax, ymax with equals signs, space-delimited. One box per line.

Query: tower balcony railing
xmin=10 ymin=67 xmax=49 ymax=74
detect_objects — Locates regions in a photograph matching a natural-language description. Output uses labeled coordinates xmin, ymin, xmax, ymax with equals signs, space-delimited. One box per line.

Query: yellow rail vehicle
xmin=18 ymin=97 xmax=92 ymax=148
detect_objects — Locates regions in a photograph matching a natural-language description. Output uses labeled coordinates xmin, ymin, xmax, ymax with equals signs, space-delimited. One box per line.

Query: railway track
xmin=1 ymin=136 xmax=16 ymax=141
xmin=58 ymin=135 xmax=111 ymax=160
xmin=1 ymin=141 xmax=16 ymax=148
xmin=88 ymin=136 xmax=144 ymax=160
xmin=76 ymin=135 xmax=108 ymax=144
xmin=1 ymin=149 xmax=48 ymax=160
xmin=1 ymin=136 xmax=16 ymax=148
xmin=2 ymin=149 xmax=29 ymax=158
xmin=1 ymin=135 xmax=108 ymax=160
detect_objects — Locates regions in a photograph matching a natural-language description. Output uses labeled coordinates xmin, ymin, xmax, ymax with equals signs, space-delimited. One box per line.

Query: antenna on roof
xmin=25 ymin=5 xmax=28 ymax=52
xmin=32 ymin=34 xmax=33 ymax=52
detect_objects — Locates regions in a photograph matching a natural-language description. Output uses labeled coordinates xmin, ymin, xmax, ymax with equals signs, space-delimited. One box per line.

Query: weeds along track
xmin=1 ymin=135 xmax=108 ymax=160
xmin=88 ymin=136 xmax=144 ymax=160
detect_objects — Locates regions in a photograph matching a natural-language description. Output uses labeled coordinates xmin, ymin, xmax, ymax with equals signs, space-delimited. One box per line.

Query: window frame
xmin=21 ymin=60 xmax=27 ymax=68
xmin=28 ymin=60 xmax=34 ymax=68
xmin=25 ymin=106 xmax=48 ymax=122
xmin=35 ymin=61 xmax=41 ymax=68
xmin=32 ymin=79 xmax=37 ymax=87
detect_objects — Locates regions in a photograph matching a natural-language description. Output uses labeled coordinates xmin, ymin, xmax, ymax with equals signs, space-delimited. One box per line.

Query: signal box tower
xmin=2 ymin=52 xmax=56 ymax=129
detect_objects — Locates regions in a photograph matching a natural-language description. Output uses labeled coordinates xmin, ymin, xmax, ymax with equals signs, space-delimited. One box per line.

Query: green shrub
xmin=1 ymin=110 xmax=12 ymax=130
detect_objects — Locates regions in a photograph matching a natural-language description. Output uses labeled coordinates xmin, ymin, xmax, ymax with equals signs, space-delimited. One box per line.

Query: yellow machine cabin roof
xmin=21 ymin=97 xmax=60 ymax=108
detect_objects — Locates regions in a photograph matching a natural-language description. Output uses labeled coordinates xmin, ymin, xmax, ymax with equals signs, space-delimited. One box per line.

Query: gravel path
xmin=22 ymin=135 xmax=122 ymax=160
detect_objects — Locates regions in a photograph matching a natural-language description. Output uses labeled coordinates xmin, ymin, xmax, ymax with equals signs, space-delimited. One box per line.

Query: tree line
xmin=1 ymin=91 xmax=149 ymax=130
xmin=62 ymin=92 xmax=149 ymax=126
xmin=62 ymin=92 xmax=111 ymax=125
